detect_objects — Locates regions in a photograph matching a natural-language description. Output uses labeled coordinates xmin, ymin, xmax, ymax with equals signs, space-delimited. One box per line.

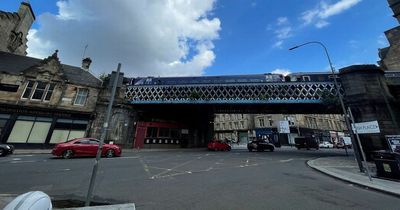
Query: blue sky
xmin=0 ymin=0 xmax=397 ymax=77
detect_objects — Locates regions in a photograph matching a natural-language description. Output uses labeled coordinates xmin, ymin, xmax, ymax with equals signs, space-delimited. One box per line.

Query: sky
xmin=0 ymin=0 xmax=397 ymax=77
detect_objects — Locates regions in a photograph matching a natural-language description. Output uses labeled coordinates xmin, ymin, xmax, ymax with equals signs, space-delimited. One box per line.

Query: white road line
xmin=139 ymin=157 xmax=152 ymax=178
xmin=13 ymin=155 xmax=34 ymax=157
xmin=103 ymin=156 xmax=140 ymax=160
xmin=279 ymin=158 xmax=293 ymax=163
xmin=10 ymin=160 xmax=36 ymax=164
xmin=151 ymin=155 xmax=204 ymax=179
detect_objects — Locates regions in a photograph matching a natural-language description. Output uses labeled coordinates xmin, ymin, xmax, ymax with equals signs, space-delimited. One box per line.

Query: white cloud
xmin=277 ymin=17 xmax=288 ymax=25
xmin=272 ymin=68 xmax=291 ymax=76
xmin=274 ymin=27 xmax=292 ymax=40
xmin=27 ymin=0 xmax=220 ymax=77
xmin=348 ymin=40 xmax=359 ymax=48
xmin=315 ymin=20 xmax=329 ymax=28
xmin=377 ymin=34 xmax=388 ymax=47
xmin=301 ymin=0 xmax=362 ymax=28
xmin=273 ymin=40 xmax=284 ymax=49
xmin=271 ymin=17 xmax=292 ymax=48
xmin=26 ymin=29 xmax=54 ymax=58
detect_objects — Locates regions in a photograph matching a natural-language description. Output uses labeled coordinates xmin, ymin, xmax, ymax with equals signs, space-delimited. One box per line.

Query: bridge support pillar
xmin=340 ymin=65 xmax=400 ymax=159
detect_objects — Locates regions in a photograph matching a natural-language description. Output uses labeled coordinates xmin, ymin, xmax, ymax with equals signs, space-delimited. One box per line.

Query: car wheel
xmin=62 ymin=149 xmax=74 ymax=159
xmin=269 ymin=147 xmax=274 ymax=152
xmin=227 ymin=147 xmax=231 ymax=151
xmin=214 ymin=148 xmax=218 ymax=151
xmin=106 ymin=149 xmax=115 ymax=158
xmin=0 ymin=148 xmax=5 ymax=157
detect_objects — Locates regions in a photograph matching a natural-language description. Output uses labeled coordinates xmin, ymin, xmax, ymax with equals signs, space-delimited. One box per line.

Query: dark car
xmin=208 ymin=140 xmax=231 ymax=151
xmin=295 ymin=137 xmax=319 ymax=150
xmin=52 ymin=138 xmax=122 ymax=159
xmin=247 ymin=140 xmax=275 ymax=152
xmin=0 ymin=144 xmax=14 ymax=157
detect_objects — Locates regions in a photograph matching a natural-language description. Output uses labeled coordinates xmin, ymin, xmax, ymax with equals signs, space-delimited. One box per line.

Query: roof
xmin=0 ymin=51 xmax=102 ymax=88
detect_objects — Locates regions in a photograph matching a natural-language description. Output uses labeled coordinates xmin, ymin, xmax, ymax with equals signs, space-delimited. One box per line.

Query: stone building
xmin=214 ymin=113 xmax=345 ymax=145
xmin=0 ymin=51 xmax=102 ymax=147
xmin=214 ymin=114 xmax=254 ymax=143
xmin=88 ymin=72 xmax=137 ymax=148
xmin=379 ymin=0 xmax=400 ymax=71
xmin=0 ymin=2 xmax=35 ymax=56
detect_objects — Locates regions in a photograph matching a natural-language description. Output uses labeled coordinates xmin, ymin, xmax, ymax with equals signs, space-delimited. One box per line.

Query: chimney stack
xmin=82 ymin=57 xmax=92 ymax=71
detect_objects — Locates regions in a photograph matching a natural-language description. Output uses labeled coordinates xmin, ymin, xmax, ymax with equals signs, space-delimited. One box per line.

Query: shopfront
xmin=0 ymin=105 xmax=93 ymax=148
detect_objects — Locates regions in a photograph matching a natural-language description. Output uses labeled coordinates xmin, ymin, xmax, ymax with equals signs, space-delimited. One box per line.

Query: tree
xmin=320 ymin=89 xmax=340 ymax=108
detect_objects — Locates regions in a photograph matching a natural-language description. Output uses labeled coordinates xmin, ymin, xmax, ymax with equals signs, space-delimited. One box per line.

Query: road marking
xmin=13 ymin=155 xmax=34 ymax=157
xmin=279 ymin=158 xmax=293 ymax=163
xmin=54 ymin=168 xmax=72 ymax=172
xmin=151 ymin=155 xmax=204 ymax=179
xmin=12 ymin=158 xmax=21 ymax=161
xmin=10 ymin=160 xmax=36 ymax=164
xmin=103 ymin=156 xmax=140 ymax=160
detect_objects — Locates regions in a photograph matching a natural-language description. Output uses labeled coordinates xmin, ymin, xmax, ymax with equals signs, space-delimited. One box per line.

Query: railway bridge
xmin=94 ymin=65 xmax=400 ymax=155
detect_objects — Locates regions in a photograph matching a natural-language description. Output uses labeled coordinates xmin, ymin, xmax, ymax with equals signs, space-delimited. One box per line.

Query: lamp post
xmin=289 ymin=41 xmax=364 ymax=172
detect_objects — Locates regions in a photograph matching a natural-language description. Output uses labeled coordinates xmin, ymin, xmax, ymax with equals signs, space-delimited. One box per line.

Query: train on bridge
xmin=129 ymin=72 xmax=337 ymax=86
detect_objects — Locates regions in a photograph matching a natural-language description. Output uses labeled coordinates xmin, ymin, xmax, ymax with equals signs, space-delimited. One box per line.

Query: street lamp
xmin=289 ymin=41 xmax=364 ymax=172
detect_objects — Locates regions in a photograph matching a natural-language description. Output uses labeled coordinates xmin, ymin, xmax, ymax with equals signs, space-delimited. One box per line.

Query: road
xmin=0 ymin=147 xmax=399 ymax=209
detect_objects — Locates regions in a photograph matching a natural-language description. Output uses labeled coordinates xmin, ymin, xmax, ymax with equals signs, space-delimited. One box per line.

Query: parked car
xmin=295 ymin=137 xmax=319 ymax=150
xmin=319 ymin=141 xmax=334 ymax=148
xmin=247 ymin=139 xmax=275 ymax=152
xmin=0 ymin=144 xmax=14 ymax=157
xmin=208 ymin=140 xmax=231 ymax=151
xmin=52 ymin=138 xmax=122 ymax=159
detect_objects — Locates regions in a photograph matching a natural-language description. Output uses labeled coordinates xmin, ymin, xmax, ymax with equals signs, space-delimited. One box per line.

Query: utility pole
xmin=85 ymin=63 xmax=121 ymax=206
xmin=289 ymin=41 xmax=364 ymax=172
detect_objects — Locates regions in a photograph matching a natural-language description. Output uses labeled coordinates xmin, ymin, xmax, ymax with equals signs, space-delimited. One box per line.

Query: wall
xmin=340 ymin=65 xmax=400 ymax=157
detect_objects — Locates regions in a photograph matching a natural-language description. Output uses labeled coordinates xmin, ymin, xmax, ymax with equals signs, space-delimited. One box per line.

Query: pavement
xmin=307 ymin=156 xmax=400 ymax=197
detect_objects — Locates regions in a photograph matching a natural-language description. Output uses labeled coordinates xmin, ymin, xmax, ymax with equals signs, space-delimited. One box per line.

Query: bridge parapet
xmin=125 ymin=82 xmax=339 ymax=104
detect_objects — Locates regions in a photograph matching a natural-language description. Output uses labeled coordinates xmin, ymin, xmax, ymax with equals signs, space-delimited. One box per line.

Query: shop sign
xmin=278 ymin=121 xmax=290 ymax=134
xmin=386 ymin=135 xmax=400 ymax=152
xmin=351 ymin=120 xmax=380 ymax=134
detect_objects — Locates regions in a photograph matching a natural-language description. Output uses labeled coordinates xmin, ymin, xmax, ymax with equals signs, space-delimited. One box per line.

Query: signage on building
xmin=351 ymin=120 xmax=380 ymax=134
xmin=386 ymin=135 xmax=400 ymax=152
xmin=278 ymin=121 xmax=290 ymax=134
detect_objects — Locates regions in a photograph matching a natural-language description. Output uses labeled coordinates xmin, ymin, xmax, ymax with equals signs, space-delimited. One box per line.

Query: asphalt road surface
xmin=0 ymin=147 xmax=399 ymax=210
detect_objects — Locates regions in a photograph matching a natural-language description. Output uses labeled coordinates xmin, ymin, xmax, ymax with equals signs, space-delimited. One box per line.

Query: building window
xmin=7 ymin=116 xmax=52 ymax=144
xmin=49 ymin=119 xmax=88 ymax=144
xmin=74 ymin=88 xmax=89 ymax=105
xmin=21 ymin=81 xmax=55 ymax=101
xmin=159 ymin=128 xmax=170 ymax=137
xmin=259 ymin=118 xmax=265 ymax=127
xmin=146 ymin=127 xmax=158 ymax=138
xmin=44 ymin=84 xmax=55 ymax=101
xmin=31 ymin=81 xmax=47 ymax=100
xmin=302 ymin=76 xmax=311 ymax=82
xmin=0 ymin=83 xmax=19 ymax=92
xmin=22 ymin=81 xmax=34 ymax=99
xmin=240 ymin=121 xmax=244 ymax=129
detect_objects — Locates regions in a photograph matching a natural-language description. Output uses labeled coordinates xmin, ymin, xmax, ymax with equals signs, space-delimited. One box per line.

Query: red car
xmin=207 ymin=140 xmax=231 ymax=151
xmin=52 ymin=138 xmax=122 ymax=159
